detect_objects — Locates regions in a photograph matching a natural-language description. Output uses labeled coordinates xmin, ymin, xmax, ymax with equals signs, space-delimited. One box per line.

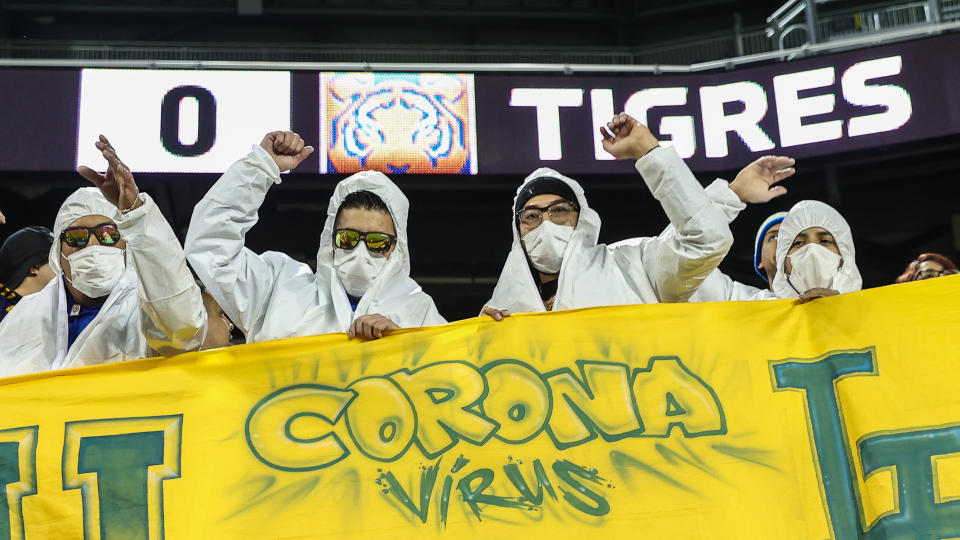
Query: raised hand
xmin=599 ymin=112 xmax=660 ymax=160
xmin=729 ymin=155 xmax=796 ymax=204
xmin=0 ymin=209 xmax=5 ymax=224
xmin=77 ymin=135 xmax=141 ymax=211
xmin=260 ymin=131 xmax=315 ymax=172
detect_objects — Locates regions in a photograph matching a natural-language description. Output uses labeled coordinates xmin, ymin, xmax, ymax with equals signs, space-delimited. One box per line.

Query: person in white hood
xmin=481 ymin=112 xmax=779 ymax=317
xmin=770 ymin=199 xmax=861 ymax=303
xmin=689 ymin=210 xmax=789 ymax=302
xmin=695 ymin=195 xmax=860 ymax=303
xmin=0 ymin=136 xmax=206 ymax=376
xmin=185 ymin=131 xmax=445 ymax=342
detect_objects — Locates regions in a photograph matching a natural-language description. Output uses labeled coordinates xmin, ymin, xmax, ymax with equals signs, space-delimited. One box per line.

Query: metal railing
xmin=765 ymin=0 xmax=958 ymax=50
xmin=2 ymin=20 xmax=958 ymax=74
xmin=0 ymin=1 xmax=958 ymax=70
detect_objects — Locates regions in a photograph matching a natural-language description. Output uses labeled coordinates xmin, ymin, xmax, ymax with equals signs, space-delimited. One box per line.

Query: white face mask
xmin=522 ymin=221 xmax=575 ymax=274
xmin=62 ymin=245 xmax=126 ymax=298
xmin=786 ymin=243 xmax=842 ymax=295
xmin=334 ymin=244 xmax=389 ymax=298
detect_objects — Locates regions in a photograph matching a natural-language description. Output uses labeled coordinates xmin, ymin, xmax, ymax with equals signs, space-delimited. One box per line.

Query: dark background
xmin=1 ymin=0 xmax=958 ymax=322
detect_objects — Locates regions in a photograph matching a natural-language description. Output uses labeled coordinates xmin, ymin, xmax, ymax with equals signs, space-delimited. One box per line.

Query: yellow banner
xmin=2 ymin=277 xmax=960 ymax=539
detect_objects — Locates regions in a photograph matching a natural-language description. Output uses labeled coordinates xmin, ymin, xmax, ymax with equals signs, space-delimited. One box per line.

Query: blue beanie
xmin=753 ymin=212 xmax=787 ymax=282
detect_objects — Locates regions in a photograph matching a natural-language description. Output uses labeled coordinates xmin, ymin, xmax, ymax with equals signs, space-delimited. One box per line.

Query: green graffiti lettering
xmin=0 ymin=427 xmax=38 ymax=540
xmin=456 ymin=468 xmax=531 ymax=521
xmin=244 ymin=356 xmax=724 ymax=469
xmin=545 ymin=361 xmax=642 ymax=449
xmin=380 ymin=459 xmax=441 ymax=524
xmin=62 ymin=416 xmax=182 ymax=540
xmin=481 ymin=360 xmax=552 ymax=444
xmin=504 ymin=459 xmax=558 ymax=505
xmin=439 ymin=475 xmax=453 ymax=526
xmin=77 ymin=432 xmax=163 ymax=540
xmin=551 ymin=459 xmax=610 ymax=516
xmin=439 ymin=455 xmax=471 ymax=527
xmin=391 ymin=361 xmax=498 ymax=458
xmin=860 ymin=425 xmax=960 ymax=538
xmin=665 ymin=393 xmax=685 ymax=416
xmin=771 ymin=348 xmax=876 ymax=539
xmin=632 ymin=357 xmax=725 ymax=437
xmin=245 ymin=384 xmax=356 ymax=472
xmin=345 ymin=377 xmax=417 ymax=462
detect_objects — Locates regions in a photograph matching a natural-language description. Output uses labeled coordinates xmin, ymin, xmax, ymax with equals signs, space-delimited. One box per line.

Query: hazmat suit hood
xmin=485 ymin=145 xmax=736 ymax=313
xmin=48 ymin=187 xmax=137 ymax=291
xmin=487 ymin=168 xmax=602 ymax=313
xmin=771 ymin=200 xmax=861 ymax=299
xmin=317 ymin=170 xmax=414 ymax=312
xmin=184 ymin=144 xmax=445 ymax=344
xmin=49 ymin=188 xmax=129 ymax=275
xmin=1 ymin=186 xmax=206 ymax=376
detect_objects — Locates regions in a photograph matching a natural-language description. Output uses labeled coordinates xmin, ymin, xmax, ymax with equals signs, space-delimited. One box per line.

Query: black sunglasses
xmin=515 ymin=199 xmax=580 ymax=226
xmin=333 ymin=228 xmax=396 ymax=254
xmin=60 ymin=223 xmax=121 ymax=248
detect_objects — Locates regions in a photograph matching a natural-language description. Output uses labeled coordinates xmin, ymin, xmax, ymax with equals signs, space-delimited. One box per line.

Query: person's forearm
xmin=636 ymin=146 xmax=734 ymax=301
xmin=120 ymin=195 xmax=205 ymax=354
xmin=183 ymin=145 xmax=282 ymax=334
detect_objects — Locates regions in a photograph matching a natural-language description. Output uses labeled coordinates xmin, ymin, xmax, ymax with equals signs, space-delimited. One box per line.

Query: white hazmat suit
xmin=771 ymin=200 xmax=862 ymax=299
xmin=0 ymin=188 xmax=206 ymax=376
xmin=485 ymin=146 xmax=733 ymax=312
xmin=185 ymin=145 xmax=445 ymax=343
xmin=694 ymin=199 xmax=861 ymax=302
xmin=656 ymin=177 xmax=776 ymax=302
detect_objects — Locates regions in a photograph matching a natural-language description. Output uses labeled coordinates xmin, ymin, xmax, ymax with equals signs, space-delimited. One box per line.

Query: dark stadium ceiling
xmin=0 ymin=0 xmax=760 ymax=17
xmin=0 ymin=0 xmax=783 ymax=49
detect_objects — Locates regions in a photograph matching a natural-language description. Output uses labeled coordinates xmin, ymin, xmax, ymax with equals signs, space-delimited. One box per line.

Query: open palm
xmin=729 ymin=155 xmax=796 ymax=204
xmin=77 ymin=135 xmax=140 ymax=210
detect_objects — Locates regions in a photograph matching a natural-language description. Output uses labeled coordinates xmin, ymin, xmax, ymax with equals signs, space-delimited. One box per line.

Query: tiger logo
xmin=321 ymin=73 xmax=476 ymax=175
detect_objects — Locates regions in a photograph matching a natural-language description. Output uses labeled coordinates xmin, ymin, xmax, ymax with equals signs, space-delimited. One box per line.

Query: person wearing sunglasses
xmin=185 ymin=131 xmax=445 ymax=343
xmin=483 ymin=112 xmax=740 ymax=317
xmin=895 ymin=253 xmax=959 ymax=284
xmin=0 ymin=136 xmax=207 ymax=376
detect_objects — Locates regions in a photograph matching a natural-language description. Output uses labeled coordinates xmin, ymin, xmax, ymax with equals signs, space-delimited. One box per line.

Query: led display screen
xmin=319 ymin=72 xmax=477 ymax=175
xmin=0 ymin=33 xmax=958 ymax=174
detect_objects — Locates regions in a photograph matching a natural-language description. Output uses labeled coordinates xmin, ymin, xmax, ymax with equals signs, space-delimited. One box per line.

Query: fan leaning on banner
xmin=481 ymin=112 xmax=794 ymax=319
xmin=693 ymin=199 xmax=861 ymax=303
xmin=185 ymin=131 xmax=445 ymax=343
xmin=0 ymin=136 xmax=208 ymax=377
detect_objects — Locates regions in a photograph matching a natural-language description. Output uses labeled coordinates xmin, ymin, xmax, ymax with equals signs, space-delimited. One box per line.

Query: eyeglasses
xmin=333 ymin=228 xmax=396 ymax=254
xmin=60 ymin=223 xmax=121 ymax=248
xmin=516 ymin=199 xmax=580 ymax=228
xmin=914 ymin=268 xmax=959 ymax=280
